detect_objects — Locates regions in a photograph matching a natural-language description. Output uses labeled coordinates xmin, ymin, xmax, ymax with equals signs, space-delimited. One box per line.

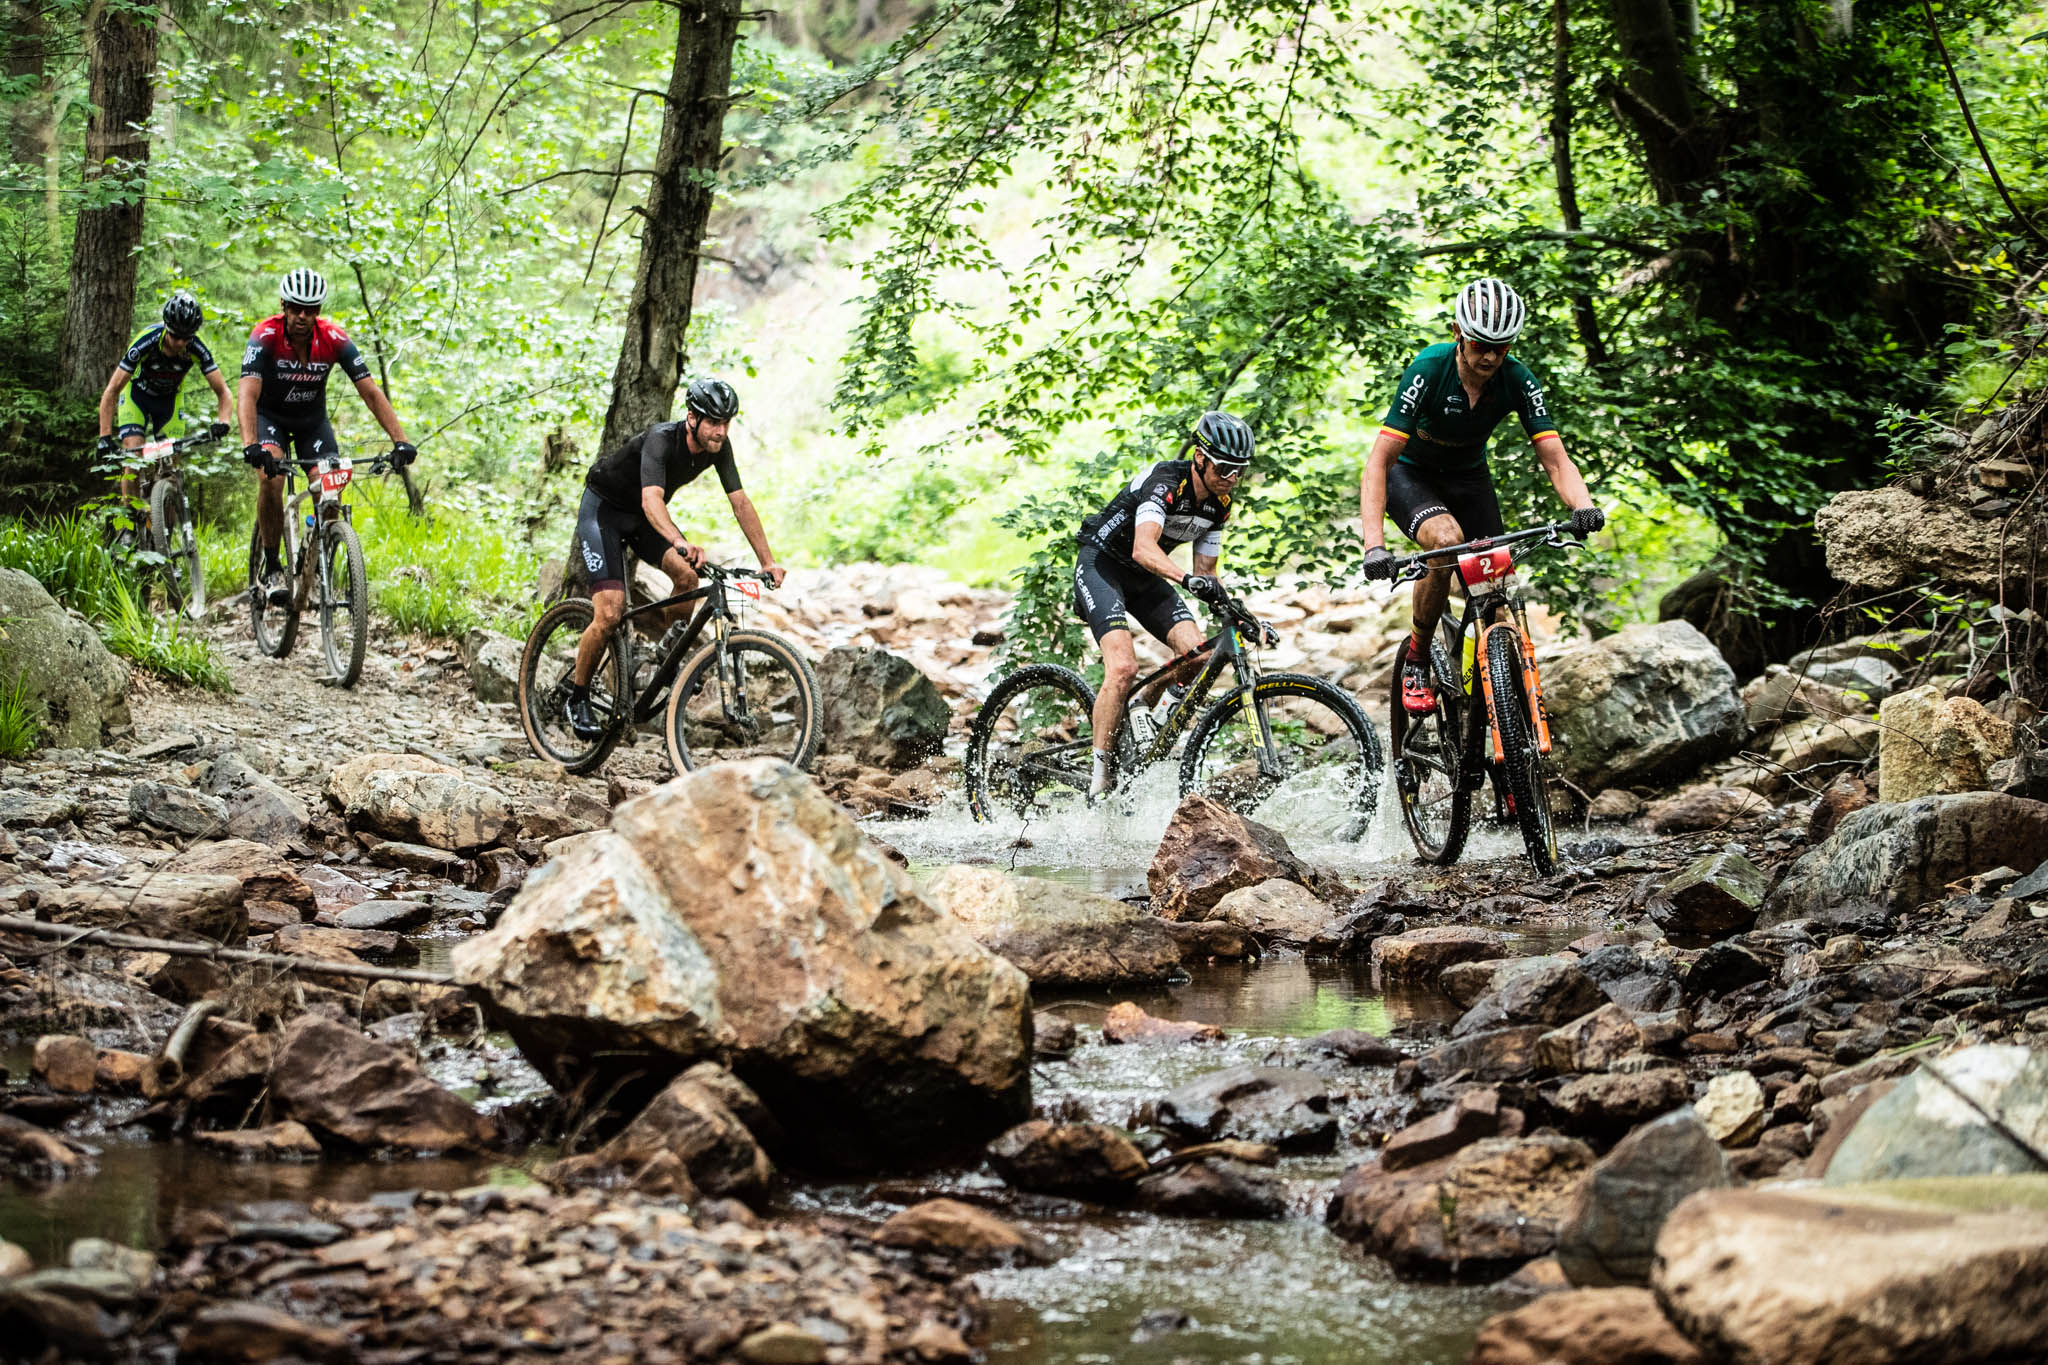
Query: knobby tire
xmin=1485 ymin=626 xmax=1558 ymax=875
xmin=249 ymin=522 xmax=299 ymax=659
xmin=663 ymin=629 xmax=822 ymax=773
xmin=319 ymin=520 xmax=370 ymax=688
xmin=518 ymin=597 xmax=629 ymax=775
xmin=1179 ymin=672 xmax=1383 ymax=842
xmin=965 ymin=663 xmax=1098 ymax=823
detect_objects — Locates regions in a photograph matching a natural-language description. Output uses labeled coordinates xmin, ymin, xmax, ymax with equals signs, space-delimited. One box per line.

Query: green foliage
xmin=349 ymin=484 xmax=544 ymax=639
xmin=814 ymin=456 xmax=977 ymax=565
xmin=0 ymin=671 xmax=42 ymax=760
xmin=101 ymin=577 xmax=233 ymax=691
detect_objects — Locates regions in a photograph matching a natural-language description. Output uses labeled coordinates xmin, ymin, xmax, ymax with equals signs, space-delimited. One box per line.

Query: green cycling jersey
xmin=1378 ymin=342 xmax=1559 ymax=472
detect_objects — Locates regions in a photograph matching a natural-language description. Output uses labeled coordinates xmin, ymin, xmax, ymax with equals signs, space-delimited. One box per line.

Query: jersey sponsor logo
xmin=1524 ymin=380 xmax=1549 ymax=421
xmin=1397 ymin=370 xmax=1426 ymax=415
xmin=1160 ymin=513 xmax=1220 ymax=542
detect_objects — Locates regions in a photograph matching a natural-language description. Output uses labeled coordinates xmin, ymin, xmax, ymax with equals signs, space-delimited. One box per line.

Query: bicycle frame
xmin=602 ymin=566 xmax=765 ymax=726
xmin=277 ymin=453 xmax=389 ymax=601
xmin=1123 ymin=599 xmax=1282 ymax=771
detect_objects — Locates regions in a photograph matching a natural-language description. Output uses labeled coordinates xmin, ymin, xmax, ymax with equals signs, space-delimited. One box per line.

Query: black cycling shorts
xmin=1072 ymin=543 xmax=1194 ymax=644
xmin=254 ymin=411 xmax=340 ymax=466
xmin=1384 ymin=460 xmax=1505 ymax=544
xmin=574 ymin=488 xmax=673 ymax=593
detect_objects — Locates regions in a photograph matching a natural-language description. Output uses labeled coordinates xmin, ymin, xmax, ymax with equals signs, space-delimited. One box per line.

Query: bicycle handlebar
xmin=1381 ymin=520 xmax=1583 ymax=587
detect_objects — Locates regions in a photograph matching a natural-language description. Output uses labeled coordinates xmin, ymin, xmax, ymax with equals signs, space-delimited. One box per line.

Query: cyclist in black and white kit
xmin=559 ymin=376 xmax=788 ymax=739
xmin=1074 ymin=410 xmax=1254 ymax=797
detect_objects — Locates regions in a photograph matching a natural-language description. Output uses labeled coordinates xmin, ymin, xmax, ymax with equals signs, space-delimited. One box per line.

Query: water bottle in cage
xmin=1129 ymin=707 xmax=1158 ymax=748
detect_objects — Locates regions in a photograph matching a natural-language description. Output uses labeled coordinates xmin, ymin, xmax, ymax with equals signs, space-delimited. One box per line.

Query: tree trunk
xmin=597 ymin=0 xmax=742 ymax=453
xmin=54 ymin=0 xmax=159 ymax=402
xmin=5 ymin=2 xmax=51 ymax=170
xmin=1549 ymin=0 xmax=1607 ymax=366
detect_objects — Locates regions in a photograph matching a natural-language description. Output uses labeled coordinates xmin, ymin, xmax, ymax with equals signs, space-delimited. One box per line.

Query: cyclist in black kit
xmin=560 ymin=376 xmax=788 ymax=739
xmin=1074 ymin=410 xmax=1254 ymax=797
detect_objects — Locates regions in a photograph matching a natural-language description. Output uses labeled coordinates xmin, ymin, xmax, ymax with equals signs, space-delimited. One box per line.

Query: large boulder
xmin=38 ymin=868 xmax=246 ymax=942
xmin=1542 ymin=620 xmax=1744 ymax=790
xmin=1816 ymin=483 xmax=2039 ymax=596
xmin=1207 ymin=878 xmax=1344 ymax=946
xmin=452 ymin=759 xmax=1032 ymax=1165
xmin=816 ymin=646 xmax=949 ymax=769
xmin=462 ymin=627 xmax=523 ymax=705
xmin=1148 ymin=795 xmax=1338 ymax=921
xmin=1822 ymin=1045 xmax=2048 ymax=1183
xmin=167 ymin=840 xmax=316 ymax=921
xmin=1371 ymin=926 xmax=1506 ymax=984
xmin=1877 ymin=684 xmax=2017 ymax=803
xmin=1763 ymin=792 xmax=2048 ymax=925
xmin=1467 ymin=1288 xmax=1705 ymax=1365
xmin=1556 ymin=1109 xmax=1730 ymax=1288
xmin=267 ymin=1015 xmax=492 ymax=1152
xmin=921 ymin=864 xmax=1181 ymax=987
xmin=199 ymin=753 xmax=310 ymax=844
xmin=1327 ymin=1134 xmax=1596 ymax=1277
xmin=1653 ymin=1180 xmax=2048 ymax=1364
xmin=324 ymin=753 xmax=513 ymax=851
xmin=0 ymin=567 xmax=130 ymax=748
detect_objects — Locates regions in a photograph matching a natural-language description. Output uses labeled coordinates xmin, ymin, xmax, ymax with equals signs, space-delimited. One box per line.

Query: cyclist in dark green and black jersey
xmin=94 ymin=291 xmax=233 ymax=489
xmin=1359 ymin=277 xmax=1603 ymax=714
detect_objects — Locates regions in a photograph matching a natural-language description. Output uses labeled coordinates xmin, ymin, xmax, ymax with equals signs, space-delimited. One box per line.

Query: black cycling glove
xmin=262 ymin=453 xmax=286 ymax=480
xmin=390 ymin=441 xmax=417 ymax=469
xmin=96 ymin=434 xmax=119 ymax=458
xmin=1182 ymin=574 xmax=1229 ymax=607
xmin=208 ymin=421 xmax=231 ymax=440
xmin=242 ymin=443 xmax=268 ymax=469
xmin=1362 ymin=546 xmax=1395 ymax=582
xmin=1570 ymin=505 xmax=1606 ymax=536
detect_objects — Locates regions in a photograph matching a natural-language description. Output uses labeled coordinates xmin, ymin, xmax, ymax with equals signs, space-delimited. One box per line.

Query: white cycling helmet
xmin=1453 ymin=276 xmax=1526 ymax=346
xmin=279 ymin=267 xmax=328 ymax=308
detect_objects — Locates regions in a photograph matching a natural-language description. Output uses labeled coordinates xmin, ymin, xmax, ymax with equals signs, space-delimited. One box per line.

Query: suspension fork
xmin=1227 ymin=634 xmax=1281 ymax=776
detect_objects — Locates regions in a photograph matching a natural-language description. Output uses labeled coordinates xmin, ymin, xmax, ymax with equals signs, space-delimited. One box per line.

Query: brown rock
xmin=1416 ymin=1026 xmax=1550 ymax=1082
xmin=1538 ymin=1005 xmax=1646 ymax=1074
xmin=167 ymin=839 xmax=317 ymax=919
xmin=191 ymin=1121 xmax=324 ymax=1160
xmin=1553 ymin=1069 xmax=1690 ymax=1139
xmin=1380 ymin=1088 xmax=1501 ymax=1171
xmin=1328 ymin=1135 xmax=1597 ymax=1276
xmin=270 ymin=922 xmax=412 ymax=963
xmin=267 ymin=1015 xmax=493 ymax=1151
xmin=1101 ymin=1001 xmax=1225 ymax=1046
xmin=1147 ymin=794 xmax=1334 ymax=921
xmin=987 ymin=1120 xmax=1149 ymax=1201
xmin=93 ymin=1049 xmax=149 ymax=1094
xmin=32 ymin=1034 xmax=96 ymax=1093
xmin=1372 ymin=926 xmax=1508 ymax=983
xmin=1806 ymin=773 xmax=1874 ymax=844
xmin=1646 ymin=786 xmax=1769 ymax=835
xmin=38 ymin=869 xmax=247 ymax=943
xmin=558 ymin=1069 xmax=772 ymax=1199
xmin=178 ymin=1303 xmax=352 ymax=1363
xmin=1467 ymin=1287 xmax=1705 ymax=1365
xmin=874 ymin=1198 xmax=1047 ymax=1262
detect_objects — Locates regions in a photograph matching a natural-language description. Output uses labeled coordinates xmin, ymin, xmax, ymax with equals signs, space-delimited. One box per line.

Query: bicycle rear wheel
xmin=1180 ymin=673 xmax=1382 ymax=845
xmin=1392 ymin=631 xmax=1472 ymax=863
xmin=966 ymin=663 xmax=1099 ymax=822
xmin=149 ymin=479 xmax=205 ymax=619
xmin=317 ymin=520 xmax=370 ymax=687
xmin=518 ymin=597 xmax=629 ymax=774
xmin=1484 ymin=625 xmax=1559 ymax=875
xmin=248 ymin=522 xmax=299 ymax=658
xmin=663 ymin=629 xmax=821 ymax=772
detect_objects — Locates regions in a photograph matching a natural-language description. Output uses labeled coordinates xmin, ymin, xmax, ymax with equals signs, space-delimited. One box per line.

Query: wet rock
xmin=1556 ymin=1108 xmax=1730 ymax=1288
xmin=1452 ymin=961 xmax=1603 ymax=1036
xmin=128 ymin=780 xmax=230 ymax=836
xmin=816 ymin=646 xmax=949 ymax=769
xmin=168 ymin=840 xmax=316 ymax=921
xmin=191 ymin=1122 xmax=324 ymax=1161
xmin=178 ymin=1302 xmax=352 ymax=1363
xmin=1764 ymin=792 xmax=2048 ymax=925
xmin=1161 ymin=917 xmax=1260 ymax=961
xmin=1417 ymin=1026 xmax=1550 ymax=1082
xmin=269 ymin=923 xmax=413 ymax=965
xmin=1551 ymin=1070 xmax=1690 ymax=1140
xmin=1586 ymin=789 xmax=1646 ymax=822
xmin=333 ymin=899 xmax=430 ymax=932
xmin=0 ymin=1267 xmax=142 ymax=1358
xmin=1651 ymin=848 xmax=1767 ymax=940
xmin=469 ymin=846 xmax=527 ymax=894
xmin=987 ymin=1120 xmax=1149 ymax=1200
xmin=1379 ymin=1087 xmax=1500 ymax=1170
xmin=921 ymin=864 xmax=1181 ymax=987
xmin=555 ymin=1067 xmax=773 ymax=1200
xmin=198 ymin=753 xmax=310 ymax=843
xmin=1878 ymin=684 xmax=2016 ymax=803
xmin=1823 ymin=1045 xmax=2048 ymax=1182
xmin=1032 ymin=1012 xmax=1078 ymax=1058
xmin=1101 ymin=1001 xmax=1224 ymax=1045
xmin=325 ymin=753 xmax=513 ymax=852
xmin=1646 ymin=786 xmax=1769 ymax=835
xmin=1148 ymin=795 xmax=1336 ymax=921
xmin=1372 ymin=926 xmax=1506 ymax=984
xmin=1327 ymin=1134 xmax=1597 ymax=1277
xmin=1441 ymin=958 xmax=1510 ymax=1008
xmin=1467 ymin=1287 xmax=1705 ymax=1365
xmin=1156 ymin=1066 xmax=1336 ymax=1151
xmin=1543 ymin=620 xmax=1744 ymax=790
xmin=1807 ymin=772 xmax=1876 ymax=843
xmin=1697 ymin=1071 xmax=1766 ymax=1147
xmin=39 ymin=868 xmax=246 ymax=943
xmin=1134 ymin=1158 xmax=1287 ymax=1218
xmin=1653 ymin=1182 xmax=2048 ymax=1365
xmin=0 ymin=567 xmax=130 ymax=747
xmin=462 ymin=627 xmax=522 ymax=705
xmin=454 ymin=761 xmax=1031 ymax=1164
xmin=1208 ymin=878 xmax=1341 ymax=945
xmin=1308 ymin=1028 xmax=1406 ymax=1066
xmin=1537 ymin=1005 xmax=1645 ymax=1074
xmin=32 ymin=1034 xmax=96 ymax=1094
xmin=1680 ymin=940 xmax=1774 ymax=1001
xmin=268 ymin=1015 xmax=493 ymax=1152
xmin=874 ymin=1198 xmax=1050 ymax=1262
xmin=93 ymin=1049 xmax=148 ymax=1094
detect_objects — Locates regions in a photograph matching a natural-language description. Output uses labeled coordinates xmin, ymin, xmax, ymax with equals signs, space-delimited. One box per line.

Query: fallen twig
xmin=0 ymin=916 xmax=461 ymax=988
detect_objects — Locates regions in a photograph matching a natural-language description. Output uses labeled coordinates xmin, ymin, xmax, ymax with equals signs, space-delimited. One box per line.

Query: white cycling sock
xmin=1090 ymin=748 xmax=1113 ymax=798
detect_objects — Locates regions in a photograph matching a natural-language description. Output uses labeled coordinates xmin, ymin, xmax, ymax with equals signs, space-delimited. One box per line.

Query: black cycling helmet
xmin=685 ymin=376 xmax=739 ymax=423
xmin=1191 ymin=410 xmax=1254 ymax=468
xmin=161 ymin=289 xmax=203 ymax=339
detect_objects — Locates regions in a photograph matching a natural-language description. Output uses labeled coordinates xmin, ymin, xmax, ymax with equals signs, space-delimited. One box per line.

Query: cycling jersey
xmin=1077 ymin=459 xmax=1230 ymax=565
xmin=241 ymin=316 xmax=371 ymax=424
xmin=1379 ymin=343 xmax=1559 ymax=472
xmin=584 ymin=420 xmax=742 ymax=509
xmin=117 ymin=325 xmax=219 ymax=402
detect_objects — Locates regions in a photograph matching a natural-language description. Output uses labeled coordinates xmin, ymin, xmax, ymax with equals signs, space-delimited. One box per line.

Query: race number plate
xmin=319 ymin=459 xmax=354 ymax=494
xmin=736 ymin=579 xmax=762 ymax=600
xmin=140 ymin=439 xmax=175 ymax=459
xmin=1457 ymin=546 xmax=1514 ymax=587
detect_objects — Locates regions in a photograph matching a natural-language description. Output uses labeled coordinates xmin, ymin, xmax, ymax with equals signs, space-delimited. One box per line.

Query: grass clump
xmin=103 ymin=578 xmax=233 ymax=692
xmin=0 ymin=671 xmax=44 ymax=759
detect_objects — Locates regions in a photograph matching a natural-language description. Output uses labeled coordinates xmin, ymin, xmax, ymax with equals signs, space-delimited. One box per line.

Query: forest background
xmin=1 ymin=0 xmax=2044 ymax=685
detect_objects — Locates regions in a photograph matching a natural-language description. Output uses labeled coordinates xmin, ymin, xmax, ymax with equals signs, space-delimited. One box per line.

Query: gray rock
xmin=1823 ymin=1045 xmax=2048 ymax=1183
xmin=1452 ymin=960 xmax=1605 ymax=1037
xmin=1651 ymin=848 xmax=1767 ymax=940
xmin=987 ymin=1120 xmax=1149 ymax=1201
xmin=336 ymin=899 xmax=432 ymax=932
xmin=1556 ymin=1108 xmax=1731 ymax=1287
xmin=1764 ymin=793 xmax=2048 ymax=925
xmin=816 ymin=646 xmax=949 ymax=769
xmin=128 ymin=780 xmax=229 ymax=837
xmin=1417 ymin=1025 xmax=1550 ymax=1082
xmin=1543 ymin=620 xmax=1745 ymax=790
xmin=463 ymin=627 xmax=523 ymax=705
xmin=0 ymin=789 xmax=83 ymax=828
xmin=325 ymin=753 xmax=514 ymax=852
xmin=1156 ymin=1066 xmax=1337 ymax=1152
xmin=200 ymin=753 xmax=310 ymax=843
xmin=1134 ymin=1158 xmax=1287 ymax=1218
xmin=0 ymin=567 xmax=130 ymax=748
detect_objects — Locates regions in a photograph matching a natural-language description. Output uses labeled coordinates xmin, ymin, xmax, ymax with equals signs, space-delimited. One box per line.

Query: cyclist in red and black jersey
xmin=238 ymin=267 xmax=416 ymax=606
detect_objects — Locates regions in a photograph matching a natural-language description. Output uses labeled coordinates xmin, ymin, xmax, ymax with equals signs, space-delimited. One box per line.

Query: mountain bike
xmin=1383 ymin=520 xmax=1582 ymax=875
xmin=248 ymin=450 xmax=400 ymax=688
xmin=99 ymin=429 xmax=219 ymax=619
xmin=966 ymin=583 xmax=1383 ymax=844
xmin=518 ymin=562 xmax=821 ymax=777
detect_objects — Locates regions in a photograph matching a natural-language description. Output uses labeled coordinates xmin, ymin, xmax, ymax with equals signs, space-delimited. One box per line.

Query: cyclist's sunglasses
xmin=1463 ymin=337 xmax=1511 ymax=356
xmin=1203 ymin=456 xmax=1250 ymax=481
xmin=281 ymin=302 xmax=321 ymax=317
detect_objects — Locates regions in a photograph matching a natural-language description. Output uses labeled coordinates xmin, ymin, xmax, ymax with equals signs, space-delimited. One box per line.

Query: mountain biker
xmin=1359 ymin=278 xmax=1603 ymax=714
xmin=95 ymin=290 xmax=233 ymax=498
xmin=239 ymin=267 xmax=416 ymax=607
xmin=559 ymin=376 xmax=789 ymax=740
xmin=1074 ymin=410 xmax=1253 ymax=798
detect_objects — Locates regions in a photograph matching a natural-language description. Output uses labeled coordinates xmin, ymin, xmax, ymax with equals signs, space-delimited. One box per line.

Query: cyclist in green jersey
xmin=1358 ymin=278 xmax=1603 ymax=714
xmin=94 ymin=290 xmax=233 ymax=498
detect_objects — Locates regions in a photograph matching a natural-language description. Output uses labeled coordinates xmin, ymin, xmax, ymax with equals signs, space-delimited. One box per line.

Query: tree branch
xmin=499 ymin=166 xmax=660 ymax=195
xmin=1419 ymin=229 xmax=1663 ymax=258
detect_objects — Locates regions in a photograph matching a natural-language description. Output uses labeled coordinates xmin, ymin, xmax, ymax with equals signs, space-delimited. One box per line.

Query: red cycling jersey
xmin=241 ymin=315 xmax=371 ymax=424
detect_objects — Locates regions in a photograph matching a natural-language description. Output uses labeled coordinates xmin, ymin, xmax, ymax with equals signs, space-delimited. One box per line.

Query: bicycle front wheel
xmin=248 ymin=522 xmax=298 ymax=658
xmin=150 ymin=479 xmax=205 ymax=619
xmin=1392 ymin=631 xmax=1472 ymax=864
xmin=664 ymin=629 xmax=821 ymax=772
xmin=1484 ymin=625 xmax=1559 ymax=875
xmin=1180 ymin=673 xmax=1383 ymax=845
xmin=518 ymin=597 xmax=629 ymax=774
xmin=965 ymin=663 xmax=1099 ymax=823
xmin=318 ymin=520 xmax=370 ymax=687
